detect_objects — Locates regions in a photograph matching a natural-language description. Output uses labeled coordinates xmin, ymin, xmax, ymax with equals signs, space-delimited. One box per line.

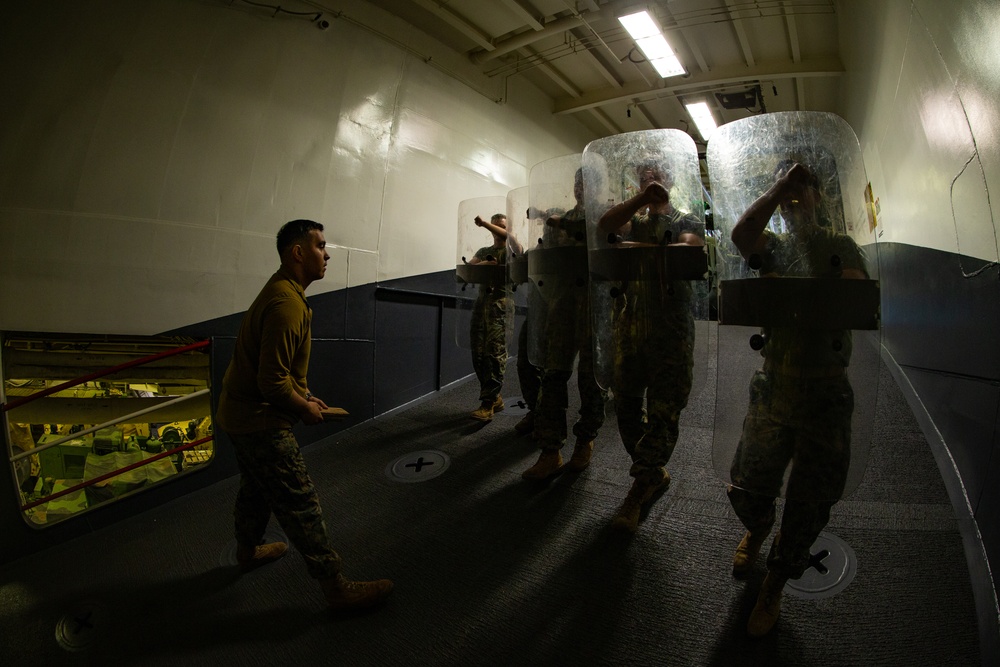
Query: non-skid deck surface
xmin=0 ymin=328 xmax=981 ymax=666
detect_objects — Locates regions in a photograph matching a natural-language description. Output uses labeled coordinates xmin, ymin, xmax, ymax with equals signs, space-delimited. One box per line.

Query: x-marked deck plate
xmin=56 ymin=601 xmax=105 ymax=652
xmin=386 ymin=450 xmax=450 ymax=482
xmin=785 ymin=531 xmax=857 ymax=599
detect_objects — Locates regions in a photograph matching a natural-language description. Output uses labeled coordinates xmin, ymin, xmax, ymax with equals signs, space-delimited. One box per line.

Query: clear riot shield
xmin=506 ymin=186 xmax=530 ymax=292
xmin=454 ymin=196 xmax=513 ymax=350
xmin=506 ymin=186 xmax=531 ymax=356
xmin=526 ymin=153 xmax=591 ymax=372
xmin=707 ymin=111 xmax=881 ymax=502
xmin=581 ymin=130 xmax=710 ymax=401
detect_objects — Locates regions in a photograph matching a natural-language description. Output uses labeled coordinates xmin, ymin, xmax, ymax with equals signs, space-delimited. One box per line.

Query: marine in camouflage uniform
xmin=217 ymin=218 xmax=391 ymax=610
xmin=596 ymin=162 xmax=705 ymax=531
xmin=613 ymin=208 xmax=703 ymax=485
xmin=469 ymin=214 xmax=513 ymax=420
xmin=522 ymin=201 xmax=608 ymax=479
xmin=729 ymin=227 xmax=867 ymax=572
xmin=727 ymin=161 xmax=868 ymax=636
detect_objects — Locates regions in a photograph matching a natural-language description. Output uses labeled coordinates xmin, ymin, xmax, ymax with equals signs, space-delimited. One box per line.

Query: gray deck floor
xmin=0 ymin=327 xmax=982 ymax=666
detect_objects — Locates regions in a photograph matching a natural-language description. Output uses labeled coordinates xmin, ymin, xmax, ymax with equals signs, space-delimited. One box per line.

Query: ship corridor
xmin=0 ymin=326 xmax=981 ymax=666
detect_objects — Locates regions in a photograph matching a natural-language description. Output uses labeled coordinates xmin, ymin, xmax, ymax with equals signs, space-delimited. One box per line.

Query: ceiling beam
xmin=568 ymin=27 xmax=622 ymax=88
xmin=635 ymin=101 xmax=658 ymax=129
xmin=782 ymin=0 xmax=802 ymax=63
xmin=723 ymin=0 xmax=755 ymax=67
xmin=519 ymin=41 xmax=618 ymax=133
xmin=658 ymin=5 xmax=709 ymax=74
xmin=552 ymin=57 xmax=845 ymax=114
xmin=528 ymin=46 xmax=582 ymax=97
xmin=589 ymin=107 xmax=620 ymax=134
xmin=472 ymin=15 xmax=584 ymax=63
xmin=472 ymin=0 xmax=639 ymax=64
xmin=411 ymin=0 xmax=496 ymax=52
xmin=500 ymin=0 xmax=544 ymax=31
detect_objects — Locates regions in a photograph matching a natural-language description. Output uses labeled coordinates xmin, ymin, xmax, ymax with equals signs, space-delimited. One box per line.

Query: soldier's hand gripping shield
xmin=525 ymin=153 xmax=592 ymax=372
xmin=707 ymin=111 xmax=882 ymax=503
xmin=581 ymin=130 xmax=710 ymax=399
xmin=454 ymin=196 xmax=514 ymax=351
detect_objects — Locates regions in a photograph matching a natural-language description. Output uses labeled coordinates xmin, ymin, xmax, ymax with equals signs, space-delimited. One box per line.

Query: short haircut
xmin=491 ymin=213 xmax=507 ymax=227
xmin=276 ymin=219 xmax=323 ymax=255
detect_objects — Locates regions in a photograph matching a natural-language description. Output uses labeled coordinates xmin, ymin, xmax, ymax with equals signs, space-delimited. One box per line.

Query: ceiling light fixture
xmin=618 ymin=9 xmax=686 ymax=78
xmin=684 ymin=101 xmax=718 ymax=140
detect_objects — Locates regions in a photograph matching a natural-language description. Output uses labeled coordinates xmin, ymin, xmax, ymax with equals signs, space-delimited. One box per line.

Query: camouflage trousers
xmin=534 ymin=327 xmax=608 ymax=451
xmin=614 ymin=353 xmax=693 ymax=484
xmin=470 ymin=295 xmax=510 ymax=402
xmin=516 ymin=319 xmax=541 ymax=410
xmin=231 ymin=429 xmax=342 ymax=579
xmin=728 ymin=370 xmax=854 ymax=579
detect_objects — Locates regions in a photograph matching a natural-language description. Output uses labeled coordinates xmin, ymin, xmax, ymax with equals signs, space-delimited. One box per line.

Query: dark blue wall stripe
xmin=879 ymin=241 xmax=1000 ymax=629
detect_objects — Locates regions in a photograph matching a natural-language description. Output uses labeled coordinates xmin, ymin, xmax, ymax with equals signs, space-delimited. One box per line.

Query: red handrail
xmin=2 ymin=339 xmax=210 ymax=412
xmin=20 ymin=435 xmax=214 ymax=511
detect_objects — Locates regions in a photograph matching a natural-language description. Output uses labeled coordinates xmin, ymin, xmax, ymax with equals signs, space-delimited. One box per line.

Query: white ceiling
xmin=311 ymin=0 xmax=844 ymax=153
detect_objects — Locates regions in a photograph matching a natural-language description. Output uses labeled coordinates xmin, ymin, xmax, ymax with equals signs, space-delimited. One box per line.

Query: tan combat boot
xmin=521 ymin=449 xmax=563 ymax=480
xmin=748 ymin=571 xmax=788 ymax=636
xmin=471 ymin=401 xmax=494 ymax=421
xmin=564 ymin=440 xmax=594 ymax=472
xmin=732 ymin=529 xmax=770 ymax=576
xmin=514 ymin=411 xmax=535 ymax=436
xmin=611 ymin=496 xmax=642 ymax=532
xmin=321 ymin=574 xmax=394 ymax=613
xmin=236 ymin=541 xmax=288 ymax=573
xmin=611 ymin=469 xmax=671 ymax=533
xmin=471 ymin=396 xmax=504 ymax=421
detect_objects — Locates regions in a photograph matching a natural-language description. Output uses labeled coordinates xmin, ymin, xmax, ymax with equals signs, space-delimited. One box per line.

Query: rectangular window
xmin=2 ymin=333 xmax=213 ymax=528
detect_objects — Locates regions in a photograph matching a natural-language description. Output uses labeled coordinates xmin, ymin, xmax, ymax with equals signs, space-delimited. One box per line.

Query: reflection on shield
xmin=526 ymin=154 xmax=592 ymax=373
xmin=581 ymin=129 xmax=710 ymax=405
xmin=506 ymin=185 xmax=531 ymax=358
xmin=707 ymin=111 xmax=882 ymax=503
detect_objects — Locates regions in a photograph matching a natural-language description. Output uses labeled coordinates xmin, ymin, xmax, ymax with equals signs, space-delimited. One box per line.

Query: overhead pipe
xmin=471 ymin=14 xmax=587 ymax=64
xmin=470 ymin=1 xmax=645 ymax=66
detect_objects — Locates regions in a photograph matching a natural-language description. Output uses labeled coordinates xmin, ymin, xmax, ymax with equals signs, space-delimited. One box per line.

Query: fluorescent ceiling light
xmin=685 ymin=101 xmax=718 ymax=140
xmin=636 ymin=36 xmax=672 ymax=60
xmin=618 ymin=11 xmax=659 ymax=39
xmin=619 ymin=10 xmax=686 ymax=79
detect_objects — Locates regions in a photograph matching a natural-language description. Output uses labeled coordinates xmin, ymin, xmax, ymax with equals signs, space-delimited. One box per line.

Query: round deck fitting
xmin=785 ymin=531 xmax=857 ymax=600
xmin=385 ymin=450 xmax=450 ymax=482
xmin=56 ymin=601 xmax=105 ymax=652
